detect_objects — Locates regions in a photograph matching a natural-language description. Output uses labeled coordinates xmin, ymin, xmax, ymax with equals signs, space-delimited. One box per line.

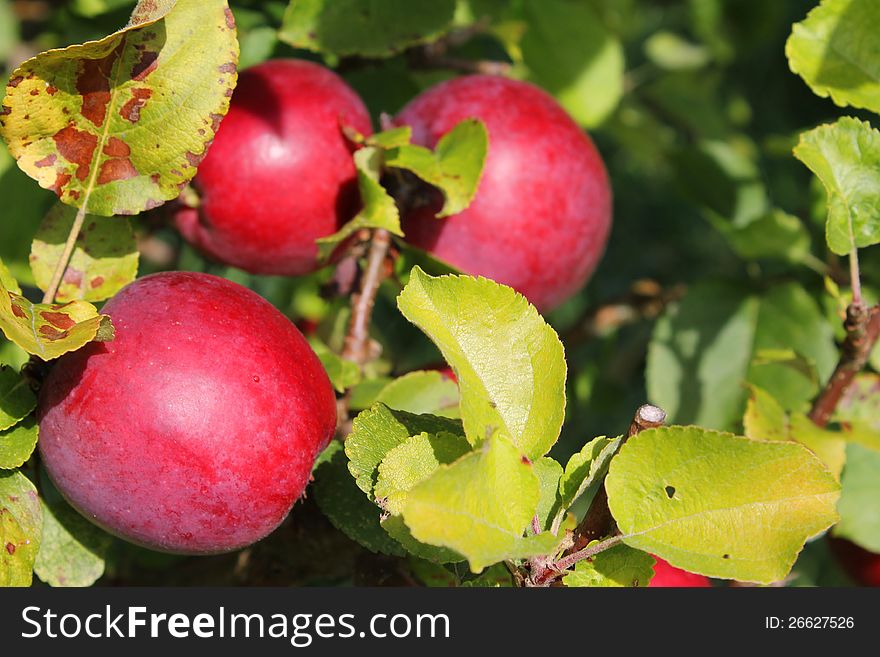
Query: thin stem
xmin=553 ymin=535 xmax=623 ymax=573
xmin=849 ymin=249 xmax=863 ymax=309
xmin=341 ymin=228 xmax=392 ymax=367
xmin=41 ymin=204 xmax=87 ymax=304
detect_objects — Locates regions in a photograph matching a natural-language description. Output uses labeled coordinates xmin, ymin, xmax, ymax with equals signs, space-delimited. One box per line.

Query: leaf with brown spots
xmin=30 ymin=203 xmax=139 ymax=303
xmin=0 ymin=272 xmax=113 ymax=361
xmin=0 ymin=0 xmax=238 ymax=216
xmin=0 ymin=470 xmax=41 ymax=587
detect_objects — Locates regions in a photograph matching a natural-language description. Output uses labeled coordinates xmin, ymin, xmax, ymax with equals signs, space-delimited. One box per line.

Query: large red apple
xmin=648 ymin=557 xmax=712 ymax=587
xmin=175 ymin=59 xmax=372 ymax=276
xmin=396 ymin=75 xmax=612 ymax=311
xmin=37 ymin=272 xmax=337 ymax=554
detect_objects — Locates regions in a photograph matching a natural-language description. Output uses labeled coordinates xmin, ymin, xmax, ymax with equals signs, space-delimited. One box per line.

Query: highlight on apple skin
xmin=37 ymin=271 xmax=338 ymax=554
xmin=175 ymin=59 xmax=373 ymax=276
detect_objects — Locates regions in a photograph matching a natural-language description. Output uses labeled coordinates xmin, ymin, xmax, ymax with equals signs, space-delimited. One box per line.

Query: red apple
xmin=175 ymin=59 xmax=372 ymax=276
xmin=828 ymin=537 xmax=880 ymax=586
xmin=396 ymin=75 xmax=612 ymax=311
xmin=648 ymin=557 xmax=712 ymax=587
xmin=37 ymin=272 xmax=337 ymax=554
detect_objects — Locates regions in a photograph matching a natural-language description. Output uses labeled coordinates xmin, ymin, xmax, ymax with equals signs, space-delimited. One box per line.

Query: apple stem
xmin=41 ymin=203 xmax=88 ymax=304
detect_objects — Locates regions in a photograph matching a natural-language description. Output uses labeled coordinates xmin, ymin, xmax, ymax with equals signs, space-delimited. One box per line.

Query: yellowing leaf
xmin=0 ymin=0 xmax=239 ymax=216
xmin=0 ymin=275 xmax=113 ymax=360
xmin=562 ymin=543 xmax=655 ymax=587
xmin=397 ymin=268 xmax=566 ymax=460
xmin=0 ymin=417 xmax=38 ymax=470
xmin=606 ymin=426 xmax=840 ymax=584
xmin=0 ymin=364 xmax=36 ymax=432
xmin=30 ymin=203 xmax=138 ymax=302
xmin=0 ymin=470 xmax=41 ymax=587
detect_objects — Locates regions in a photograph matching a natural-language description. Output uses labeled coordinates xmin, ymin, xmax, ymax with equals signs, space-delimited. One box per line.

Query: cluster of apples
xmin=38 ymin=59 xmax=612 ymax=556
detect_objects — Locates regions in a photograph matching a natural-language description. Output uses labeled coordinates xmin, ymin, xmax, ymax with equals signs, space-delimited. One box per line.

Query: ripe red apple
xmin=175 ymin=59 xmax=372 ymax=276
xmin=828 ymin=537 xmax=880 ymax=586
xmin=648 ymin=557 xmax=712 ymax=587
xmin=37 ymin=272 xmax=337 ymax=554
xmin=396 ymin=75 xmax=612 ymax=311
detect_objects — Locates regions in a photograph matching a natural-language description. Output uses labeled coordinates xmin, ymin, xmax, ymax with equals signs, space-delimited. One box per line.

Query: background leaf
xmin=397 ymin=268 xmax=566 ymax=459
xmin=279 ymin=0 xmax=457 ymax=57
xmin=30 ymin=203 xmax=138 ymax=302
xmin=787 ymin=0 xmax=880 ymax=115
xmin=0 ymin=469 xmax=41 ymax=586
xmin=606 ymin=426 xmax=840 ymax=583
xmin=647 ymin=281 xmax=836 ymax=430
xmin=0 ymin=0 xmax=238 ymax=215
xmin=375 ymin=370 xmax=460 ymax=418
xmin=833 ymin=443 xmax=880 ymax=552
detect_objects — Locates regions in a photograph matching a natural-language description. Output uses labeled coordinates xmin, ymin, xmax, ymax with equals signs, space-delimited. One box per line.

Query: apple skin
xmin=396 ymin=75 xmax=612 ymax=311
xmin=828 ymin=537 xmax=880 ymax=586
xmin=175 ymin=59 xmax=373 ymax=276
xmin=648 ymin=557 xmax=712 ymax=587
xmin=37 ymin=272 xmax=337 ymax=554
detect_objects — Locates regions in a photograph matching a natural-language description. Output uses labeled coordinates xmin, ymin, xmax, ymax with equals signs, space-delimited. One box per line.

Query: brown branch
xmin=528 ymin=404 xmax=667 ymax=587
xmin=809 ymin=303 xmax=880 ymax=428
xmin=562 ymin=281 xmax=685 ymax=346
xmin=341 ymin=229 xmax=392 ymax=367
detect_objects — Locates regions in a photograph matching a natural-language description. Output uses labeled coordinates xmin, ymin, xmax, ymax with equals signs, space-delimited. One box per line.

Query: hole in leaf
xmin=722 ymin=554 xmax=730 ymax=559
xmin=664 ymin=485 xmax=675 ymax=498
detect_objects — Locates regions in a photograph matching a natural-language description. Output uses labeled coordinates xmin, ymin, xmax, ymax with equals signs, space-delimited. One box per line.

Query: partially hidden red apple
xmin=828 ymin=537 xmax=880 ymax=586
xmin=396 ymin=75 xmax=612 ymax=311
xmin=175 ymin=59 xmax=372 ymax=276
xmin=648 ymin=557 xmax=712 ymax=587
xmin=37 ymin=272 xmax=337 ymax=554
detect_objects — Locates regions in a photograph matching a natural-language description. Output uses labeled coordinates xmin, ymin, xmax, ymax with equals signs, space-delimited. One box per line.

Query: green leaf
xmin=460 ymin=563 xmax=514 ymax=587
xmin=71 ymin=0 xmax=135 ymax=18
xmin=312 ymin=440 xmax=343 ymax=473
xmin=279 ymin=0 xmax=457 ymax=57
xmin=708 ymin=209 xmax=813 ymax=264
xmin=30 ymin=203 xmax=138 ymax=303
xmin=793 ymin=117 xmax=880 ymax=255
xmin=743 ymin=385 xmax=788 ymax=442
xmin=562 ymin=543 xmax=655 ymax=587
xmin=834 ymin=443 xmax=880 ymax=552
xmin=408 ymin=557 xmax=458 ymax=587
xmin=0 ymin=274 xmax=114 ymax=360
xmin=551 ymin=436 xmax=620 ymax=533
xmin=0 ymin=364 xmax=36 ymax=431
xmin=345 ymin=403 xmax=464 ymax=497
xmin=375 ymin=371 xmax=460 ymax=418
xmin=316 ymin=147 xmax=403 ymax=261
xmin=401 ymin=434 xmax=561 ymax=572
xmin=313 ymin=449 xmax=406 ymax=557
xmin=0 ymin=469 xmax=41 ymax=586
xmin=532 ymin=457 xmax=563 ymax=533
xmin=0 ymin=0 xmax=239 ymax=216
xmin=647 ymin=281 xmax=836 ymax=431
xmin=644 ymin=32 xmax=710 ymax=71
xmin=34 ymin=475 xmax=111 ymax=587
xmin=397 ymin=267 xmax=566 ymax=460
xmin=375 ymin=431 xmax=471 ymax=515
xmin=518 ymin=0 xmax=624 ymax=128
xmin=310 ymin=339 xmax=361 ymax=393
xmin=606 ymin=426 xmax=840 ymax=584
xmin=788 ymin=413 xmax=847 ymax=480
xmin=367 ymin=126 xmax=412 ymax=150
xmin=380 ymin=515 xmax=463 ymax=564
xmin=0 ymin=416 xmax=38 ymax=470
xmin=384 ymin=119 xmax=489 ymax=218
xmin=786 ymin=0 xmax=880 ymax=115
